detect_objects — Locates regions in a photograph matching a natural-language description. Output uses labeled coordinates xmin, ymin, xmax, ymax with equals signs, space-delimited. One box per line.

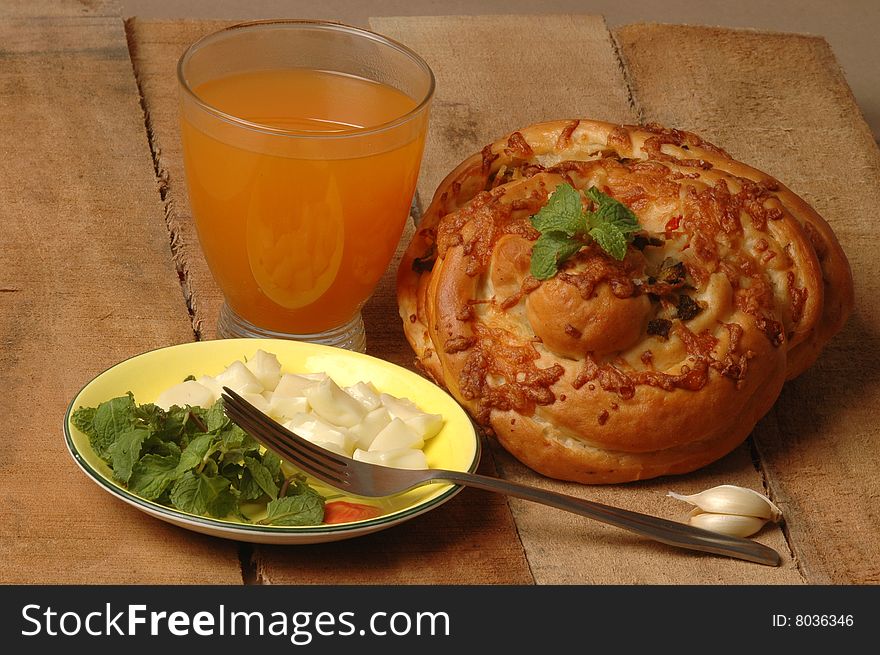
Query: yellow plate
xmin=63 ymin=338 xmax=480 ymax=544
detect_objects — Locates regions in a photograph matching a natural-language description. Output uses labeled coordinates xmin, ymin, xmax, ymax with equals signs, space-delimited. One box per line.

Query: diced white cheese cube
xmin=403 ymin=412 xmax=444 ymax=441
xmin=380 ymin=393 xmax=443 ymax=439
xmin=380 ymin=393 xmax=423 ymax=421
xmin=274 ymin=373 xmax=326 ymax=398
xmin=311 ymin=441 xmax=350 ymax=458
xmin=245 ymin=349 xmax=282 ymax=391
xmin=305 ymin=378 xmax=367 ymax=428
xmin=155 ymin=380 xmax=215 ymax=410
xmin=215 ymin=360 xmax=263 ymax=394
xmin=345 ymin=381 xmax=382 ymax=411
xmin=196 ymin=375 xmax=223 ymax=404
xmin=353 ymin=448 xmax=428 ymax=470
xmin=284 ymin=413 xmax=356 ymax=455
xmin=348 ymin=407 xmax=392 ymax=450
xmin=264 ymin=392 xmax=309 ymax=421
xmin=368 ymin=418 xmax=424 ymax=452
xmin=240 ymin=391 xmax=270 ymax=415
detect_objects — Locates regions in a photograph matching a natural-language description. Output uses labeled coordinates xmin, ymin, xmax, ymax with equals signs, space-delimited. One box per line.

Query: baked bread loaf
xmin=397 ymin=120 xmax=853 ymax=483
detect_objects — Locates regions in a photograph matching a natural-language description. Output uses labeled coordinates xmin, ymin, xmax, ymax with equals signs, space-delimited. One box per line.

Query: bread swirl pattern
xmin=397 ymin=120 xmax=853 ymax=483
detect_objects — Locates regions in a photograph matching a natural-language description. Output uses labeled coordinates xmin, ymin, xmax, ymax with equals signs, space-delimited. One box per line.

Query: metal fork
xmin=221 ymin=387 xmax=781 ymax=566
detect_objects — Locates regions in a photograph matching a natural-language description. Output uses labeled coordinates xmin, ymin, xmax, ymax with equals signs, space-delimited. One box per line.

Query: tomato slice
xmin=323 ymin=501 xmax=383 ymax=524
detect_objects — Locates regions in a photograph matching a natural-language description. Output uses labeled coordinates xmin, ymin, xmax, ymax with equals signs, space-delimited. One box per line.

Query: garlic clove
xmin=689 ymin=512 xmax=768 ymax=538
xmin=668 ymin=484 xmax=782 ymax=522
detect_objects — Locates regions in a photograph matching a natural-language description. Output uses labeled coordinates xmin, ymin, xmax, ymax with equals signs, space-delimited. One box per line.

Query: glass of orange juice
xmin=177 ymin=20 xmax=434 ymax=352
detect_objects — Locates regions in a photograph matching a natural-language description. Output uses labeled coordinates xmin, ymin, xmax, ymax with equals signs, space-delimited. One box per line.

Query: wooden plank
xmin=0 ymin=11 xmax=240 ymax=582
xmin=372 ymin=14 xmax=637 ymax=212
xmin=373 ymin=15 xmax=802 ymax=584
xmin=614 ymin=24 xmax=880 ymax=583
xmin=3 ymin=0 xmax=121 ymax=19
xmin=126 ymin=17 xmax=533 ymax=584
xmin=124 ymin=19 xmax=231 ymax=340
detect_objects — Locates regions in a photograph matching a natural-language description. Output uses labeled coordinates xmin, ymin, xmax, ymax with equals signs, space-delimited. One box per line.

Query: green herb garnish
xmin=71 ymin=394 xmax=324 ymax=524
xmin=529 ymin=183 xmax=642 ymax=279
xmin=260 ymin=480 xmax=325 ymax=526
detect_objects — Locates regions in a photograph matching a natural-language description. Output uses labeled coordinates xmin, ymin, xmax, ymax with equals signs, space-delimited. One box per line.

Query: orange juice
xmin=181 ymin=68 xmax=427 ymax=334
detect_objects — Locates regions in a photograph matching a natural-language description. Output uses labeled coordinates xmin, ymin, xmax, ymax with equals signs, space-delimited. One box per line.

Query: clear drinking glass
xmin=178 ymin=20 xmax=434 ymax=352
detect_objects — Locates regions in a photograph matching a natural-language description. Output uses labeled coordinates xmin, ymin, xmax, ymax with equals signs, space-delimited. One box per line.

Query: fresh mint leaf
xmin=91 ymin=394 xmax=137 ymax=461
xmin=206 ymin=488 xmax=238 ymax=518
xmin=241 ymin=433 xmax=261 ymax=453
xmin=261 ymin=450 xmax=282 ymax=479
xmin=71 ymin=406 xmax=97 ymax=439
xmin=219 ymin=423 xmax=255 ymax=453
xmin=132 ymin=402 xmax=165 ymax=433
xmin=154 ymin=406 xmax=192 ymax=444
xmin=239 ymin=469 xmax=263 ymax=501
xmin=142 ymin=435 xmax=181 ymax=459
xmin=201 ymin=458 xmax=219 ymax=478
xmin=129 ymin=453 xmax=180 ymax=500
xmin=220 ymin=460 xmax=243 ymax=480
xmin=589 ymin=223 xmax=629 ymax=261
xmin=169 ymin=471 xmax=231 ymax=516
xmin=530 ymin=183 xmax=584 ymax=236
xmin=530 ymin=231 xmax=585 ymax=280
xmin=586 ymin=187 xmax=640 ymax=236
xmin=110 ymin=428 xmax=149 ymax=484
xmin=261 ymin=492 xmax=325 ymax=526
xmin=202 ymin=400 xmax=229 ymax=432
xmin=244 ymin=456 xmax=278 ymax=500
xmin=176 ymin=433 xmax=215 ymax=474
xmin=529 ymin=183 xmax=643 ymax=275
xmin=287 ymin=475 xmax=325 ymax=501
xmin=78 ymin=391 xmax=326 ymax=525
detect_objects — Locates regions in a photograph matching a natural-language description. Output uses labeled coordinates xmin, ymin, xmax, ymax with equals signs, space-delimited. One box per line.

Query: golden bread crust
xmin=397 ymin=120 xmax=853 ymax=483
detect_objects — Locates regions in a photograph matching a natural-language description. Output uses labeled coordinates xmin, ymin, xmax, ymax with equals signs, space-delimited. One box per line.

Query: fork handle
xmin=427 ymin=469 xmax=781 ymax=566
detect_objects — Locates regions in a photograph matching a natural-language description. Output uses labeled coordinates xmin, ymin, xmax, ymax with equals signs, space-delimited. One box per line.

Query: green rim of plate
xmin=63 ymin=340 xmax=481 ymax=537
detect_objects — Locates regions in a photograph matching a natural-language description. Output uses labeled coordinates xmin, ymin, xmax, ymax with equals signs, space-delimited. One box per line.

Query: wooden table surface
xmin=2 ymin=0 xmax=878 ymax=584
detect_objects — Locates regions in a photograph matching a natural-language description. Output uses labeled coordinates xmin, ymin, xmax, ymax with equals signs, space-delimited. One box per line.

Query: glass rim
xmin=177 ymin=19 xmax=436 ymax=140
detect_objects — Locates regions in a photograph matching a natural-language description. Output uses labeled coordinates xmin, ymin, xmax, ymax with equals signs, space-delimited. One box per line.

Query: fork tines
xmin=220 ymin=387 xmax=349 ymax=488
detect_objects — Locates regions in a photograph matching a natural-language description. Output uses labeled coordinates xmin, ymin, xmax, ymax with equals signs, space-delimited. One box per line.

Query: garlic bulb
xmin=667 ymin=485 xmax=782 ymax=522
xmin=689 ymin=512 xmax=768 ymax=538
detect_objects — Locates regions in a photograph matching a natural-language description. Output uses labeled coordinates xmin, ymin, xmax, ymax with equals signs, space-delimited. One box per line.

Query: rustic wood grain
xmin=373 ymin=15 xmax=802 ymax=583
xmin=0 ymin=4 xmax=240 ymax=583
xmin=124 ymin=18 xmax=230 ymax=340
xmin=372 ymin=14 xmax=637 ymax=213
xmin=126 ymin=17 xmax=533 ymax=584
xmin=615 ymin=24 xmax=880 ymax=584
xmin=4 ymin=0 xmax=121 ymax=19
